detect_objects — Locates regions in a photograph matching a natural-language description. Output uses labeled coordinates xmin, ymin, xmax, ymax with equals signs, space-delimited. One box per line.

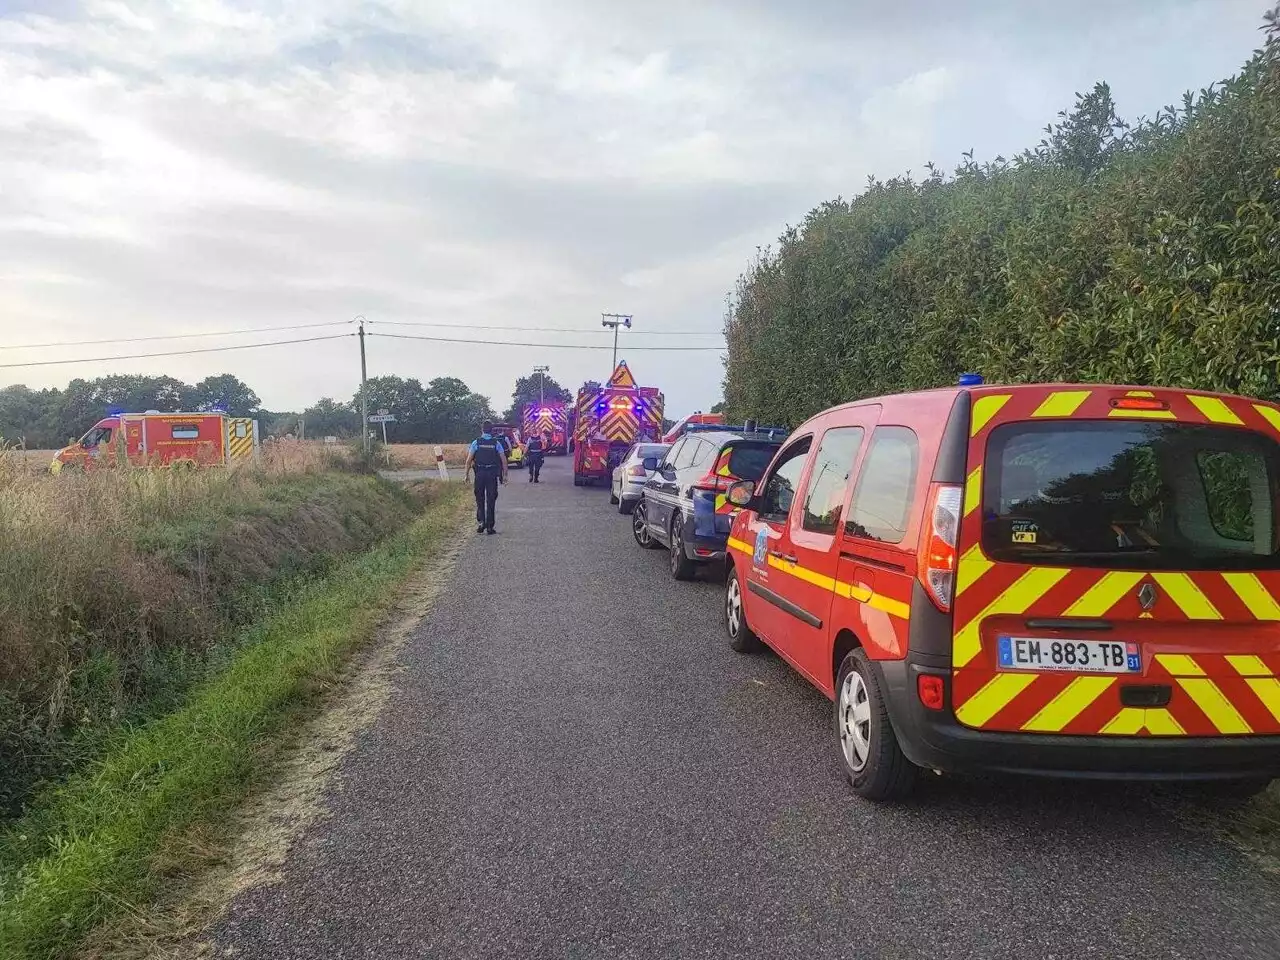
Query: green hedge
xmin=723 ymin=7 xmax=1280 ymax=426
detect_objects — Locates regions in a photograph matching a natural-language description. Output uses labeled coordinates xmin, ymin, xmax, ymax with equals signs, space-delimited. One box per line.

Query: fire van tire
xmin=724 ymin=567 xmax=761 ymax=653
xmin=836 ymin=649 xmax=918 ymax=802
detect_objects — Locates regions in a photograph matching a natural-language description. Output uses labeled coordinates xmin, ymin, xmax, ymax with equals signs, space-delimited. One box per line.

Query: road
xmin=213 ymin=457 xmax=1280 ymax=960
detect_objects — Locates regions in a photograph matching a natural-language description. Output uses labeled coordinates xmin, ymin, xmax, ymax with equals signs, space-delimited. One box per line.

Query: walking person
xmin=525 ymin=432 xmax=545 ymax=483
xmin=463 ymin=420 xmax=507 ymax=535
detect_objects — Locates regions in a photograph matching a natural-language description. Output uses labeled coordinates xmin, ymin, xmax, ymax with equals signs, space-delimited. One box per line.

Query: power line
xmin=370 ymin=332 xmax=724 ymax=351
xmin=0 ymin=334 xmax=353 ymax=369
xmin=0 ymin=320 xmax=349 ymax=351
xmin=375 ymin=320 xmax=723 ymax=336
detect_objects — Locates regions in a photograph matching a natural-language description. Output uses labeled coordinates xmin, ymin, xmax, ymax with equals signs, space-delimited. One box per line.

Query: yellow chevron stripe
xmin=1177 ymin=678 xmax=1252 ymax=734
xmin=953 ymin=567 xmax=1072 ymax=668
xmin=1187 ymin=395 xmax=1243 ymax=425
xmin=1226 ymin=654 xmax=1273 ymax=677
xmin=1099 ymin=707 xmax=1186 ymax=736
xmin=970 ymin=394 xmax=1011 ymax=436
xmin=1252 ymin=404 xmax=1280 ymax=434
xmin=1144 ymin=709 xmax=1186 ymax=736
xmin=1152 ymin=572 xmax=1222 ymax=620
xmin=955 ymin=545 xmax=994 ymax=598
xmin=1030 ymin=390 xmax=1091 ymax=419
xmin=955 ymin=673 xmax=1037 ymax=727
xmin=963 ymin=465 xmax=982 ymax=517
xmin=1021 ymin=676 xmax=1115 ymax=732
xmin=1246 ymin=678 xmax=1280 ymax=723
xmin=1127 ymin=390 xmax=1155 ymax=397
xmin=1062 ymin=571 xmax=1143 ymax=618
xmin=1100 ymin=708 xmax=1145 ymax=735
xmin=1222 ymin=572 xmax=1280 ymax=620
xmin=1155 ymin=653 xmax=1206 ymax=676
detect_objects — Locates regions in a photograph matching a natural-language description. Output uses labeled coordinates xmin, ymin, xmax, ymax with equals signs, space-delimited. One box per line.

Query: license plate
xmin=997 ymin=636 xmax=1141 ymax=673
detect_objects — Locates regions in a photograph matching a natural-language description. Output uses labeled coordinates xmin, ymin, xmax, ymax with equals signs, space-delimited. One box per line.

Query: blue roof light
xmin=958 ymin=373 xmax=984 ymax=387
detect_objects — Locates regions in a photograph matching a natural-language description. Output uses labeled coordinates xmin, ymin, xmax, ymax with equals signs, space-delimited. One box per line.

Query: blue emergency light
xmin=106 ymin=406 xmax=126 ymax=418
xmin=959 ymin=373 xmax=984 ymax=386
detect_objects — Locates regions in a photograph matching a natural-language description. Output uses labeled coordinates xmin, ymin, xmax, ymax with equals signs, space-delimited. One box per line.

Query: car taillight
xmin=627 ymin=464 xmax=647 ymax=477
xmin=693 ymin=473 xmax=728 ymax=493
xmin=916 ymin=482 xmax=962 ymax=613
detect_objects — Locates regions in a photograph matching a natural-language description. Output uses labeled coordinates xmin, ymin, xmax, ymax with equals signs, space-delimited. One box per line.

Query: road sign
xmin=368 ymin=414 xmax=396 ymax=423
xmin=377 ymin=408 xmax=390 ymax=416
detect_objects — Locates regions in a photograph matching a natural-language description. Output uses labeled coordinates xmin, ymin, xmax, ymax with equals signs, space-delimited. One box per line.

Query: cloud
xmin=0 ymin=0 xmax=1268 ymax=419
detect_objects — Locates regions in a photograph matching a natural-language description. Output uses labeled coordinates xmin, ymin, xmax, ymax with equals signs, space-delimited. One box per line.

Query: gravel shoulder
xmin=210 ymin=458 xmax=1280 ymax=960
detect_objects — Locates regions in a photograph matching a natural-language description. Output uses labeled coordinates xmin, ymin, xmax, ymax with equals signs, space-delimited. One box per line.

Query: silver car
xmin=610 ymin=442 xmax=669 ymax=514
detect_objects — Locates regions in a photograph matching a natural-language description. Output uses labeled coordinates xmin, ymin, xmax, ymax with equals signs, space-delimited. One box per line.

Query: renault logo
xmin=1138 ymin=583 xmax=1158 ymax=610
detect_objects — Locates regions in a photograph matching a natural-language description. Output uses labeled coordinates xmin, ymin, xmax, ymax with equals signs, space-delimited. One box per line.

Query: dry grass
xmin=381 ymin=443 xmax=470 ymax=468
xmin=0 ymin=442 xmax=429 ymax=816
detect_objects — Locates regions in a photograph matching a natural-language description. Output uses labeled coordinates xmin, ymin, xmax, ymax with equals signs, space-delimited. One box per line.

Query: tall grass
xmin=0 ymin=446 xmax=429 ymax=815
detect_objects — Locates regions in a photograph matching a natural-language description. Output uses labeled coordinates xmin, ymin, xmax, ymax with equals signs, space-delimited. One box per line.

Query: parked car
xmin=632 ymin=429 xmax=784 ymax=580
xmin=722 ymin=377 xmax=1280 ymax=801
xmin=610 ymin=442 xmax=669 ymax=514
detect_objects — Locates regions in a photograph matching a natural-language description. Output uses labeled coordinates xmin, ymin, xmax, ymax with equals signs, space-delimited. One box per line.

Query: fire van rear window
xmin=982 ymin=420 xmax=1280 ymax=570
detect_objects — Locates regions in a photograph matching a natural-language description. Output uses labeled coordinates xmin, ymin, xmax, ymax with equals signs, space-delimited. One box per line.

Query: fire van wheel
xmin=724 ymin=567 xmax=761 ymax=653
xmin=835 ymin=649 xmax=918 ymax=802
xmin=632 ymin=501 xmax=660 ymax=549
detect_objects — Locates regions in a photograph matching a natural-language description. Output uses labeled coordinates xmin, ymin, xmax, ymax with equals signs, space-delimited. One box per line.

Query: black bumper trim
xmin=877 ymin=657 xmax=1280 ymax=780
xmin=748 ymin=580 xmax=822 ymax=629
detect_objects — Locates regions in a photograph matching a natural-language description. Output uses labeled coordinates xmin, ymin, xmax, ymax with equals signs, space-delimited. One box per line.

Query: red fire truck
xmin=522 ymin=401 xmax=568 ymax=455
xmin=50 ymin=410 xmax=259 ymax=473
xmin=572 ymin=361 xmax=664 ymax=487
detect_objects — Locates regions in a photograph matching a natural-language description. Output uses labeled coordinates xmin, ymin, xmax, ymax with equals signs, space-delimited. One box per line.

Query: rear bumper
xmin=679 ymin=513 xmax=726 ymax=562
xmin=879 ymin=657 xmax=1280 ymax=781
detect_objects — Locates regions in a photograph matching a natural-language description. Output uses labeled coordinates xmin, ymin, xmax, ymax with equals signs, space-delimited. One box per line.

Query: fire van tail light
xmin=917 ymin=675 xmax=945 ymax=711
xmin=1110 ymin=397 xmax=1169 ymax=411
xmin=917 ymin=483 xmax=963 ymax=613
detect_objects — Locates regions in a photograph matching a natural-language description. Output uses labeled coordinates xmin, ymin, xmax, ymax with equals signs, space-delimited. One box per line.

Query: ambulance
xmin=51 ymin=410 xmax=259 ymax=473
xmin=723 ymin=378 xmax=1280 ymax=799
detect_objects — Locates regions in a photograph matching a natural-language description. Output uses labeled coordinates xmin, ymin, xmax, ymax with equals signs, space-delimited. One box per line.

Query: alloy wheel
xmin=838 ymin=670 xmax=872 ymax=773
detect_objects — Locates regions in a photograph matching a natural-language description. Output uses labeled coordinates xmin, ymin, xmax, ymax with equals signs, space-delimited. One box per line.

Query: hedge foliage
xmin=723 ymin=7 xmax=1280 ymax=427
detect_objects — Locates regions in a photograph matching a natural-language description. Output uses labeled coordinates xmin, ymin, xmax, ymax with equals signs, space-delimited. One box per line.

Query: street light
xmin=601 ymin=313 xmax=632 ymax=369
xmin=533 ymin=364 xmax=550 ymax=404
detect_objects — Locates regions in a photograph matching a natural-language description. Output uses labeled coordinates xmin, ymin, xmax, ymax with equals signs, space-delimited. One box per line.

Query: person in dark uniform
xmin=525 ymin=433 xmax=545 ymax=483
xmin=464 ymin=421 xmax=508 ymax=534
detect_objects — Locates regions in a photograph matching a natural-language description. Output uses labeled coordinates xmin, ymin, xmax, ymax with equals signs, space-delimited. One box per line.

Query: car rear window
xmin=982 ymin=421 xmax=1280 ymax=570
xmin=724 ymin=441 xmax=780 ymax=480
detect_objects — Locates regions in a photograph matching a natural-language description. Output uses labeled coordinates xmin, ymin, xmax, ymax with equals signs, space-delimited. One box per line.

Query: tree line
xmin=0 ymin=367 xmax=584 ymax=448
xmin=722 ymin=6 xmax=1280 ymax=427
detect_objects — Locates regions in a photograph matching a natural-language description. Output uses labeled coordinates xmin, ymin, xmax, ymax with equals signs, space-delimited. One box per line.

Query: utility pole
xmin=355 ymin=315 xmax=369 ymax=453
xmin=601 ymin=313 xmax=632 ymax=370
xmin=533 ymin=364 xmax=550 ymax=405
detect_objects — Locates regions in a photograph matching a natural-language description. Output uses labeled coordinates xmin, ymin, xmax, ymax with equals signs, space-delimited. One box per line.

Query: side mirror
xmin=726 ymin=479 xmax=756 ymax=509
xmin=642 ymin=456 xmax=658 ymax=471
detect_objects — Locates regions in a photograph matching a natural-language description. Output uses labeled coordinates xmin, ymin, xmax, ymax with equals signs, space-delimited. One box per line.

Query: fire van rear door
xmin=951 ymin=387 xmax=1280 ymax=738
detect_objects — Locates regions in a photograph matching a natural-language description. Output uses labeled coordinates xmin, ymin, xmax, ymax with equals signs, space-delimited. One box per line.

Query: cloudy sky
xmin=0 ymin=0 xmax=1269 ymax=418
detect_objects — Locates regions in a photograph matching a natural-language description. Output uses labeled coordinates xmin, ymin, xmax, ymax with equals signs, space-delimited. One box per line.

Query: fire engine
xmin=50 ymin=410 xmax=260 ymax=474
xmin=572 ymin=361 xmax=664 ymax=487
xmin=522 ymin=401 xmax=568 ymax=455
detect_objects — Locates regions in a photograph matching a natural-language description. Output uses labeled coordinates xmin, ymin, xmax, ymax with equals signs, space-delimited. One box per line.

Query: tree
xmin=190 ymin=374 xmax=261 ymax=415
xmin=709 ymin=401 xmax=726 ymax=415
xmin=301 ymin=398 xmax=360 ymax=438
xmin=503 ymin=370 xmax=573 ymax=422
xmin=423 ymin=377 xmax=494 ymax=442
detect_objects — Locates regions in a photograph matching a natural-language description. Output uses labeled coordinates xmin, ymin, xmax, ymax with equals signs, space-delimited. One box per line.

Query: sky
xmin=0 ymin=0 xmax=1271 ymax=419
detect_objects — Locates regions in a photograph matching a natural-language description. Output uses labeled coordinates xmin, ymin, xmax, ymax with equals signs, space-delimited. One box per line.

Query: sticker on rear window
xmin=1011 ymin=519 xmax=1039 ymax=544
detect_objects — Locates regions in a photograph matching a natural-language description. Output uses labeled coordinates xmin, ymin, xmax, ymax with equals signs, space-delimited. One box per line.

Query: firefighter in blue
xmin=464 ymin=421 xmax=508 ymax=534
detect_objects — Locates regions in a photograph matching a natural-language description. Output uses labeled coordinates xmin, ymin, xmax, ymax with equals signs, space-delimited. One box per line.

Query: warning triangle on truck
xmin=608 ymin=361 xmax=636 ymax=388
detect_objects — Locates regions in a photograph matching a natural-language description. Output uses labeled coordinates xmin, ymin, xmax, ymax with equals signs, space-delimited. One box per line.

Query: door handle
xmin=769 ymin=551 xmax=798 ymax=563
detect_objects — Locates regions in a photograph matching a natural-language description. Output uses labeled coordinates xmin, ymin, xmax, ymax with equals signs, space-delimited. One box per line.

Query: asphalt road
xmin=213 ymin=457 xmax=1280 ymax=960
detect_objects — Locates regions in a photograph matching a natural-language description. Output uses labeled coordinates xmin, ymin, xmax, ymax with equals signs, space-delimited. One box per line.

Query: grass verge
xmin=0 ymin=484 xmax=468 ymax=959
